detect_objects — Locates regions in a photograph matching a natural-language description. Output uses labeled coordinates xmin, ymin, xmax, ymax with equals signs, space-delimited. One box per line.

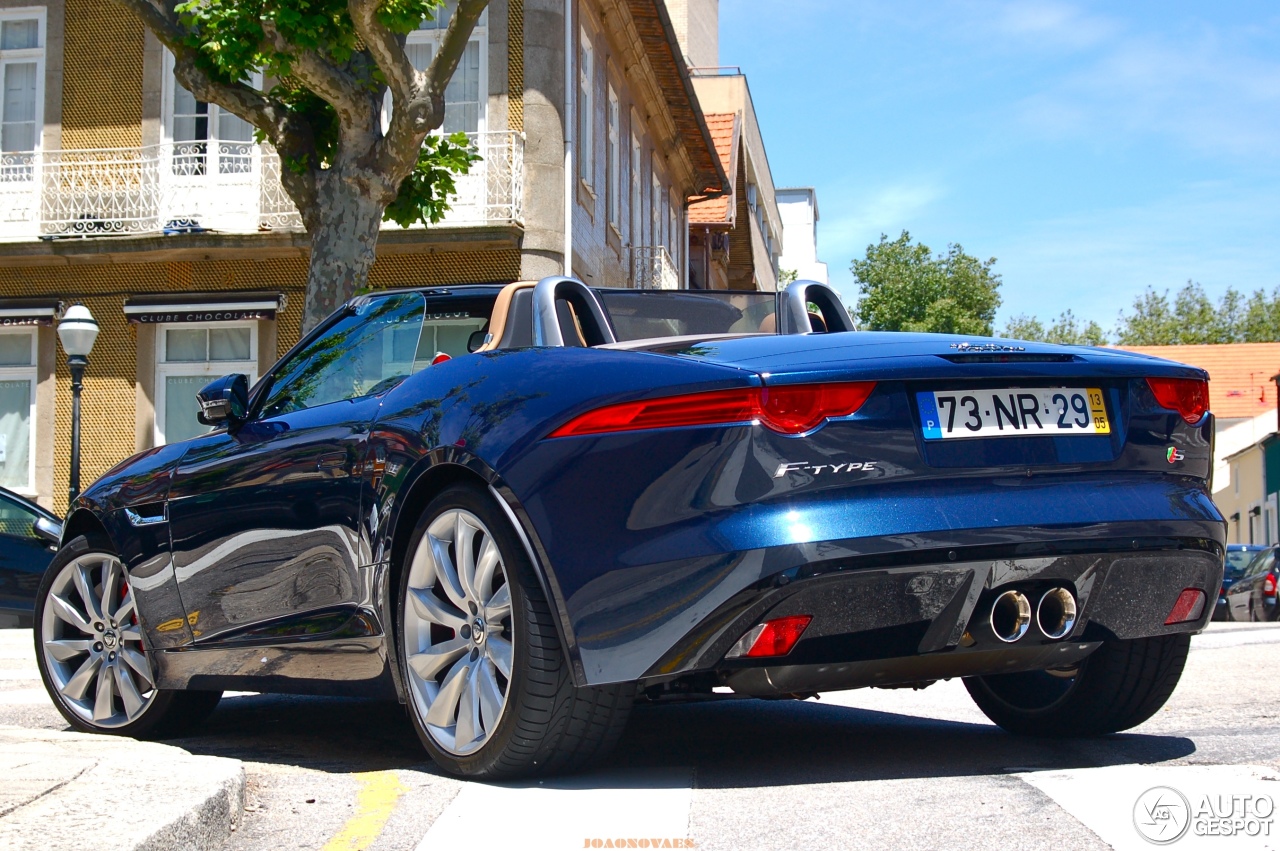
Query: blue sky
xmin=720 ymin=0 xmax=1280 ymax=333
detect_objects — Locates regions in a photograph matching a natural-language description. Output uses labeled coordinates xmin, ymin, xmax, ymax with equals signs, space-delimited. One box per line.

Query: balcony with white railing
xmin=631 ymin=245 xmax=679 ymax=290
xmin=0 ymin=131 xmax=524 ymax=242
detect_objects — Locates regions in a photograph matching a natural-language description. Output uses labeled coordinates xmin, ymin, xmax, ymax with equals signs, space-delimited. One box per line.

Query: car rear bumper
xmin=636 ymin=537 xmax=1222 ymax=695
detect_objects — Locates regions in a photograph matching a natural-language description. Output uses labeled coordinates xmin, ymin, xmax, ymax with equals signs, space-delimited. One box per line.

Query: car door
xmin=166 ymin=292 xmax=428 ymax=642
xmin=0 ymin=492 xmax=55 ymax=627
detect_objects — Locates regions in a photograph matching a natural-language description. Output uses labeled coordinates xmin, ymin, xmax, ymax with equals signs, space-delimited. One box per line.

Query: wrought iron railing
xmin=631 ymin=245 xmax=680 ymax=290
xmin=0 ymin=131 xmax=524 ymax=241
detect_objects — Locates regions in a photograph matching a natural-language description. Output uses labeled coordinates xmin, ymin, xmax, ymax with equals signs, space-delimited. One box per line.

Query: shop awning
xmin=0 ymin=298 xmax=63 ymax=326
xmin=123 ymin=292 xmax=287 ymax=324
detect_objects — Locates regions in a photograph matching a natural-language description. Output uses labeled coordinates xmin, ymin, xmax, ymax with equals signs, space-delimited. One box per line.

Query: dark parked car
xmin=1223 ymin=546 xmax=1278 ymax=622
xmin=32 ymin=278 xmax=1224 ymax=778
xmin=0 ymin=488 xmax=62 ymax=627
xmin=1214 ymin=544 xmax=1268 ymax=621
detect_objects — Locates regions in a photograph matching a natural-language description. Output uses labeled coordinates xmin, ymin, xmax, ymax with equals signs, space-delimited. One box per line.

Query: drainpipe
xmin=563 ymin=0 xmax=574 ymax=277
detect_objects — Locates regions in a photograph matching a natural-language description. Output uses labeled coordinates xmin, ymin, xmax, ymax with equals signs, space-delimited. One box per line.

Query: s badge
xmin=1166 ymin=447 xmax=1185 ymax=463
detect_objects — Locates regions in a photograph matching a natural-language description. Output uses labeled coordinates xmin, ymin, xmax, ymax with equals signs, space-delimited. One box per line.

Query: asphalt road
xmin=3 ymin=623 xmax=1279 ymax=850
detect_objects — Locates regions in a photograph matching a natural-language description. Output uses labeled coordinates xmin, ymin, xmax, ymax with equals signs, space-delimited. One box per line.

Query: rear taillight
xmin=1165 ymin=588 xmax=1207 ymax=625
xmin=1146 ymin=377 xmax=1209 ymax=425
xmin=548 ymin=382 xmax=876 ymax=438
xmin=1264 ymin=573 xmax=1276 ymax=596
xmin=726 ymin=615 xmax=813 ymax=658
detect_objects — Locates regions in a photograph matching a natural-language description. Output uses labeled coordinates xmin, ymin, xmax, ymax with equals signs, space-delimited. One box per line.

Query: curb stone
xmin=0 ymin=725 xmax=244 ymax=851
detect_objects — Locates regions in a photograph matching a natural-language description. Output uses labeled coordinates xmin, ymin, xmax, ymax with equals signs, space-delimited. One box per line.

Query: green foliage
xmin=778 ymin=268 xmax=798 ymax=286
xmin=1114 ymin=281 xmax=1280 ymax=345
xmin=1004 ymin=310 xmax=1108 ymax=346
xmin=174 ymin=0 xmax=444 ymax=85
xmin=384 ymin=132 xmax=482 ymax=226
xmin=851 ymin=231 xmax=1002 ymax=335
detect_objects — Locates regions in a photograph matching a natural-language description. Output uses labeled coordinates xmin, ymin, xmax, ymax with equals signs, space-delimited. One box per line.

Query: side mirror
xmin=33 ymin=516 xmax=61 ymax=545
xmin=197 ymin=374 xmax=249 ymax=427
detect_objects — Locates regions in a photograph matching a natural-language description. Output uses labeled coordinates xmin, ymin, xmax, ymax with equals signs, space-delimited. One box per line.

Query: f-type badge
xmin=774 ymin=460 xmax=879 ymax=478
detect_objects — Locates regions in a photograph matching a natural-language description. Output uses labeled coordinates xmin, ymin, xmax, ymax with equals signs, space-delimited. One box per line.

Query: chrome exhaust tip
xmin=1037 ymin=587 xmax=1078 ymax=640
xmin=990 ymin=589 xmax=1032 ymax=643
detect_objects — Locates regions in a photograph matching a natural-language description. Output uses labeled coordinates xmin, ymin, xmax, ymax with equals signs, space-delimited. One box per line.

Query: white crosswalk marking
xmin=1020 ymin=764 xmax=1280 ymax=851
xmin=416 ymin=768 xmax=693 ymax=851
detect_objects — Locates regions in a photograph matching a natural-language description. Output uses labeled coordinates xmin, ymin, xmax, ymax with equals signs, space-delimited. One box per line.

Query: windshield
xmin=1225 ymin=548 xmax=1264 ymax=579
xmin=597 ymin=290 xmax=778 ymax=341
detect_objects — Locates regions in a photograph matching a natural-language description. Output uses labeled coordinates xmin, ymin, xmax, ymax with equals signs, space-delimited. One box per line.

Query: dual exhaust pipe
xmin=989 ymin=587 xmax=1077 ymax=643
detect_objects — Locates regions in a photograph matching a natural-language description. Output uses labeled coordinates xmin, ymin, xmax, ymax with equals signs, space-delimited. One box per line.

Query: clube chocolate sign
xmin=123 ymin=293 xmax=286 ymax=325
xmin=132 ymin=309 xmax=272 ymax=324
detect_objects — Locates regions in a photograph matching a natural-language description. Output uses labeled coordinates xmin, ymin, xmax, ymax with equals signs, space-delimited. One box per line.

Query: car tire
xmin=963 ymin=632 xmax=1191 ymax=737
xmin=398 ymin=484 xmax=634 ymax=779
xmin=34 ymin=535 xmax=222 ymax=738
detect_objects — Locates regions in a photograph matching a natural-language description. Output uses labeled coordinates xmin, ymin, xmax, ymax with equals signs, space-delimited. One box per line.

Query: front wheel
xmin=964 ymin=633 xmax=1191 ymax=737
xmin=34 ymin=536 xmax=221 ymax=737
xmin=398 ymin=485 xmax=634 ymax=778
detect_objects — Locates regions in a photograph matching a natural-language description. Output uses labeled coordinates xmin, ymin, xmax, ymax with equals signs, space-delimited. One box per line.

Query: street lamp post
xmin=57 ymin=305 xmax=99 ymax=504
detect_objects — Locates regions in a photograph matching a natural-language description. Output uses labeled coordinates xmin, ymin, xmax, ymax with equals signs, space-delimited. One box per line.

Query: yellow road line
xmin=321 ymin=771 xmax=408 ymax=851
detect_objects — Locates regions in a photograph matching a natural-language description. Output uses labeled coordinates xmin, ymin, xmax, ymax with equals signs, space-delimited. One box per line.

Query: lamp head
xmin=57 ymin=304 xmax=98 ymax=358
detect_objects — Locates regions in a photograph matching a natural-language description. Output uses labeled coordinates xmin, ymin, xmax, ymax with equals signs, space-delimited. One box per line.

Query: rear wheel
xmin=398 ymin=485 xmax=633 ymax=778
xmin=34 ymin=536 xmax=221 ymax=738
xmin=964 ymin=633 xmax=1191 ymax=737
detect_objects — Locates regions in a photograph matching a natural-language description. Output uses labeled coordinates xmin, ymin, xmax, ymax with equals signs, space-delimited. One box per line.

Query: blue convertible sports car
xmin=33 ymin=277 xmax=1224 ymax=778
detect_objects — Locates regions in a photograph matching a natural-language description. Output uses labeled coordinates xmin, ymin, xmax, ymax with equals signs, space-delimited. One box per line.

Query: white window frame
xmin=0 ymin=7 xmax=46 ymax=166
xmin=161 ymin=51 xmax=263 ymax=179
xmin=0 ymin=329 xmax=36 ymax=495
xmin=577 ymin=25 xmax=594 ymax=189
xmin=401 ymin=7 xmax=488 ymax=137
xmin=629 ymin=126 xmax=641 ymax=246
xmin=651 ymin=172 xmax=661 ymax=250
xmin=155 ymin=321 xmax=258 ymax=445
xmin=606 ymin=84 xmax=620 ymax=230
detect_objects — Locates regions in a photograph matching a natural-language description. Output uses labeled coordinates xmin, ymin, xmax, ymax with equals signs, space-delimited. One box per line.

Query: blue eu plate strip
xmin=916 ymin=392 xmax=943 ymax=440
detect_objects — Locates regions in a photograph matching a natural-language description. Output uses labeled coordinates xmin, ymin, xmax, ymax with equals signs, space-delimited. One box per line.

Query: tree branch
xmin=259 ymin=18 xmax=369 ymax=129
xmin=347 ymin=0 xmax=416 ymax=105
xmin=376 ymin=0 xmax=487 ymax=176
xmin=109 ymin=0 xmax=322 ymax=218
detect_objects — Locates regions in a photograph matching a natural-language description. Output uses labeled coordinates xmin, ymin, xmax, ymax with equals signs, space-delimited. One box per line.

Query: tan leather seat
xmin=475 ymin=281 xmax=536 ymax=352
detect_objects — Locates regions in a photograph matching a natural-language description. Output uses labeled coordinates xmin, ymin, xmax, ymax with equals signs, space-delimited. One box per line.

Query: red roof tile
xmin=688 ymin=113 xmax=738 ymax=225
xmin=1114 ymin=343 xmax=1280 ymax=420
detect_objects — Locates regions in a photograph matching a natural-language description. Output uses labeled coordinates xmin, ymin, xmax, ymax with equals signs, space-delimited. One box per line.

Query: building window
xmin=577 ymin=26 xmax=594 ymax=188
xmin=156 ymin=323 xmax=257 ymax=445
xmin=405 ymin=4 xmax=487 ymax=134
xmin=0 ymin=330 xmax=35 ymax=493
xmin=164 ymin=53 xmax=260 ymax=176
xmin=0 ymin=9 xmax=45 ymax=164
xmin=651 ymin=173 xmax=661 ymax=250
xmin=629 ymin=129 xmax=641 ymax=245
xmin=606 ymin=85 xmax=620 ymax=230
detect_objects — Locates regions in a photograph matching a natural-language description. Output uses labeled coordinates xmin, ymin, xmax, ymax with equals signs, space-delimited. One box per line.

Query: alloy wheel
xmin=40 ymin=553 xmax=155 ymax=728
xmin=403 ymin=508 xmax=513 ymax=755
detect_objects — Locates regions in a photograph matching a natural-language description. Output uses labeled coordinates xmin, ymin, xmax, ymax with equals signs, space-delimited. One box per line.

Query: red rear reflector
xmin=548 ymin=382 xmax=876 ymax=438
xmin=1164 ymin=588 xmax=1206 ymax=625
xmin=1146 ymin=377 xmax=1209 ymax=425
xmin=728 ymin=615 xmax=813 ymax=659
xmin=431 ymin=352 xmax=452 ymax=365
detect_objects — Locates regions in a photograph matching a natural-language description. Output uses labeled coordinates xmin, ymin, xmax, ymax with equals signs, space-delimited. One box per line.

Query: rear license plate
xmin=917 ymin=388 xmax=1110 ymax=440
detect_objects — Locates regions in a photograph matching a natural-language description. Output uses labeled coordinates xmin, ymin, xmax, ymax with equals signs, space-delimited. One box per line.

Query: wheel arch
xmin=61 ymin=508 xmax=113 ymax=551
xmin=380 ymin=453 xmax=585 ymax=699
